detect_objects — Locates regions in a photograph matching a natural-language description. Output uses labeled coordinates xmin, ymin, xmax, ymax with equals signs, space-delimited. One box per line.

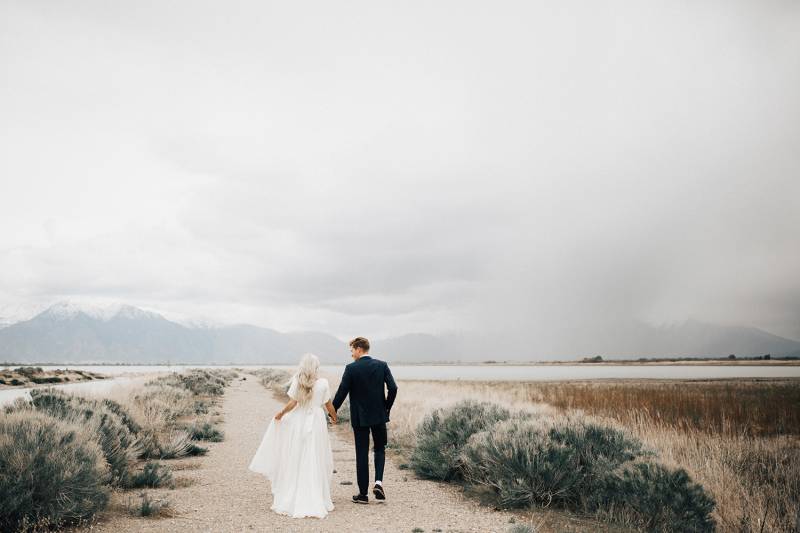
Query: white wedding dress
xmin=248 ymin=376 xmax=335 ymax=519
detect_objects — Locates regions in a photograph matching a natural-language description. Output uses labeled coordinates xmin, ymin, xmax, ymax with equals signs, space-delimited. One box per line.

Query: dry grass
xmin=388 ymin=379 xmax=800 ymax=533
xmin=518 ymin=379 xmax=800 ymax=437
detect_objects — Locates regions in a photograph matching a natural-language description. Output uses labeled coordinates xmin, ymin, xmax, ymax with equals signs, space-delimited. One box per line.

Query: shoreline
xmin=1 ymin=360 xmax=798 ymax=367
xmin=0 ymin=366 xmax=108 ymax=390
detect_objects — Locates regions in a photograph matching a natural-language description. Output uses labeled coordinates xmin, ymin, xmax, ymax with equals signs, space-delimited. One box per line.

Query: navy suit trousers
xmin=352 ymin=423 xmax=388 ymax=496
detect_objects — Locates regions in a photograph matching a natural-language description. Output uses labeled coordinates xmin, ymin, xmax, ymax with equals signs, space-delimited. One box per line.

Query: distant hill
xmin=0 ymin=302 xmax=346 ymax=364
xmin=1 ymin=301 xmax=798 ymax=364
xmin=644 ymin=319 xmax=800 ymax=358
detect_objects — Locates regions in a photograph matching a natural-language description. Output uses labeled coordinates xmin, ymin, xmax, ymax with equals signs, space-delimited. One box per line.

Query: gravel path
xmin=89 ymin=373 xmax=524 ymax=533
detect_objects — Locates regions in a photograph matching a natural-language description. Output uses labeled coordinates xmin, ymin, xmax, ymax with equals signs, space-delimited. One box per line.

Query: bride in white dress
xmin=248 ymin=353 xmax=338 ymax=518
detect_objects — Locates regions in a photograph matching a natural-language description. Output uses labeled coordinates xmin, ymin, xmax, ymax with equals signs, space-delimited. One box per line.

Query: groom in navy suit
xmin=332 ymin=336 xmax=398 ymax=504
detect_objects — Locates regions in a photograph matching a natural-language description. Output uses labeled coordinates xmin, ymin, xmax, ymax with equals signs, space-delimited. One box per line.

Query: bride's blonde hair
xmin=294 ymin=353 xmax=320 ymax=406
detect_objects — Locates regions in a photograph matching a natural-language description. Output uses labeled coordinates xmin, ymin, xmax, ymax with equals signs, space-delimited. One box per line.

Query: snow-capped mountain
xmin=36 ymin=300 xmax=163 ymax=322
xmin=174 ymin=316 xmax=228 ymax=329
xmin=1 ymin=300 xmax=799 ymax=364
xmin=0 ymin=302 xmax=40 ymax=329
xmin=0 ymin=300 xmax=347 ymax=364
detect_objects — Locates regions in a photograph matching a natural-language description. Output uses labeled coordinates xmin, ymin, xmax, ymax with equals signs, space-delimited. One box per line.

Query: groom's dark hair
xmin=349 ymin=337 xmax=370 ymax=352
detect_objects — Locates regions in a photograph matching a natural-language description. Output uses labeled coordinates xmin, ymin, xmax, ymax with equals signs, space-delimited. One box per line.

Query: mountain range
xmin=0 ymin=301 xmax=798 ymax=364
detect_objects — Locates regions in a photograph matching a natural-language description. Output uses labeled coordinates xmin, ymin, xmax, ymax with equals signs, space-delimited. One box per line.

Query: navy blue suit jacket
xmin=332 ymin=355 xmax=398 ymax=428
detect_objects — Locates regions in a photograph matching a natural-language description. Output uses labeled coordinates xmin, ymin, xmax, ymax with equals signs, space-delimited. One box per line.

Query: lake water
xmin=2 ymin=363 xmax=798 ymax=407
xmin=13 ymin=363 xmax=800 ymax=380
xmin=0 ymin=375 xmax=151 ymax=407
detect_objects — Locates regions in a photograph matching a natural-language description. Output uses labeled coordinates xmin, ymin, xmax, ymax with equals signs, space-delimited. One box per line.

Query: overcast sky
xmin=1 ymin=0 xmax=799 ymax=350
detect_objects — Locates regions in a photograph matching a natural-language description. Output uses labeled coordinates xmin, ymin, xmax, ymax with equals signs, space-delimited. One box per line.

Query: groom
xmin=332 ymin=336 xmax=398 ymax=504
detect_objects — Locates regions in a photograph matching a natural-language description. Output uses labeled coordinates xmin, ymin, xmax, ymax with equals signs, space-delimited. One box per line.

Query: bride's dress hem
xmin=270 ymin=503 xmax=335 ymax=520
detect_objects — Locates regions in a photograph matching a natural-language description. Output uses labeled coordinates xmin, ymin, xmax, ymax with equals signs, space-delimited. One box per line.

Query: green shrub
xmin=590 ymin=462 xmax=716 ymax=532
xmin=128 ymin=492 xmax=171 ymax=517
xmin=461 ymin=415 xmax=715 ymax=532
xmin=463 ymin=416 xmax=645 ymax=508
xmin=186 ymin=420 xmax=224 ymax=442
xmin=337 ymin=397 xmax=351 ymax=424
xmin=135 ymin=428 xmax=164 ymax=460
xmin=3 ymin=397 xmax=32 ymax=414
xmin=193 ymin=399 xmax=210 ymax=414
xmin=254 ymin=368 xmax=292 ymax=395
xmin=159 ymin=430 xmax=208 ymax=459
xmin=186 ymin=442 xmax=208 ymax=456
xmin=411 ymin=400 xmax=512 ymax=481
xmin=128 ymin=461 xmax=174 ymax=488
xmin=178 ymin=369 xmax=226 ymax=395
xmin=30 ymin=376 xmax=63 ymax=384
xmin=463 ymin=417 xmax=591 ymax=508
xmin=147 ymin=369 xmax=232 ymax=397
xmin=0 ymin=411 xmax=110 ymax=531
xmin=30 ymin=388 xmax=141 ymax=487
xmin=102 ymin=398 xmax=142 ymax=434
xmin=547 ymin=419 xmax=645 ymax=504
xmin=14 ymin=366 xmax=42 ymax=377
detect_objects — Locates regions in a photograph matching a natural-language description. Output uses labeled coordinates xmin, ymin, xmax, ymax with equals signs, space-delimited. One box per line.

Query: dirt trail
xmin=91 ymin=373 xmax=525 ymax=533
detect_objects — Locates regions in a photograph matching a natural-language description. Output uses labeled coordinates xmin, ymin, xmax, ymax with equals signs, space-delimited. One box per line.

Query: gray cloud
xmin=1 ymin=0 xmax=799 ymax=352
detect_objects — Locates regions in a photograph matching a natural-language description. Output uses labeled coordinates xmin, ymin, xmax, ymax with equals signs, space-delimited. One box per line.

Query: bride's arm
xmin=274 ymin=399 xmax=297 ymax=420
xmin=324 ymin=400 xmax=337 ymax=423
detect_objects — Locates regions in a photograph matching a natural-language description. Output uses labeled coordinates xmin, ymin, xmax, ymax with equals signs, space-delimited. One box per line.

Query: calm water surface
xmin=3 ymin=364 xmax=797 ymax=407
xmin=15 ymin=363 xmax=800 ymax=380
xmin=0 ymin=375 xmax=150 ymax=407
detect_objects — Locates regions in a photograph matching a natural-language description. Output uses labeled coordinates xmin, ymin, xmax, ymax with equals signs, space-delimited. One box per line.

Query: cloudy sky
xmin=1 ymin=0 xmax=799 ymax=351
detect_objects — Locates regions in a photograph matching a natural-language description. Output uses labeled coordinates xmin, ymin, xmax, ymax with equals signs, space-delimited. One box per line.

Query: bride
xmin=248 ymin=353 xmax=338 ymax=518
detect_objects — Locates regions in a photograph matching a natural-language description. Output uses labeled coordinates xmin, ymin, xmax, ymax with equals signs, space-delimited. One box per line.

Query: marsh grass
xmin=518 ymin=380 xmax=800 ymax=437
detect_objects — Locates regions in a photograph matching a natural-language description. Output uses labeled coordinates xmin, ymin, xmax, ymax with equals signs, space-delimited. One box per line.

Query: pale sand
xmin=88 ymin=372 xmax=541 ymax=533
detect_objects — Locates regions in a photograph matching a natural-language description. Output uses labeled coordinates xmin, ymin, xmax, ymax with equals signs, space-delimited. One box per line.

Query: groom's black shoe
xmin=352 ymin=494 xmax=368 ymax=504
xmin=373 ymin=484 xmax=385 ymax=501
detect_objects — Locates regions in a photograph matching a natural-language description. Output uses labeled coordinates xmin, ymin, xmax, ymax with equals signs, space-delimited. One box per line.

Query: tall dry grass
xmin=388 ymin=379 xmax=800 ymax=532
xmin=518 ymin=380 xmax=800 ymax=437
